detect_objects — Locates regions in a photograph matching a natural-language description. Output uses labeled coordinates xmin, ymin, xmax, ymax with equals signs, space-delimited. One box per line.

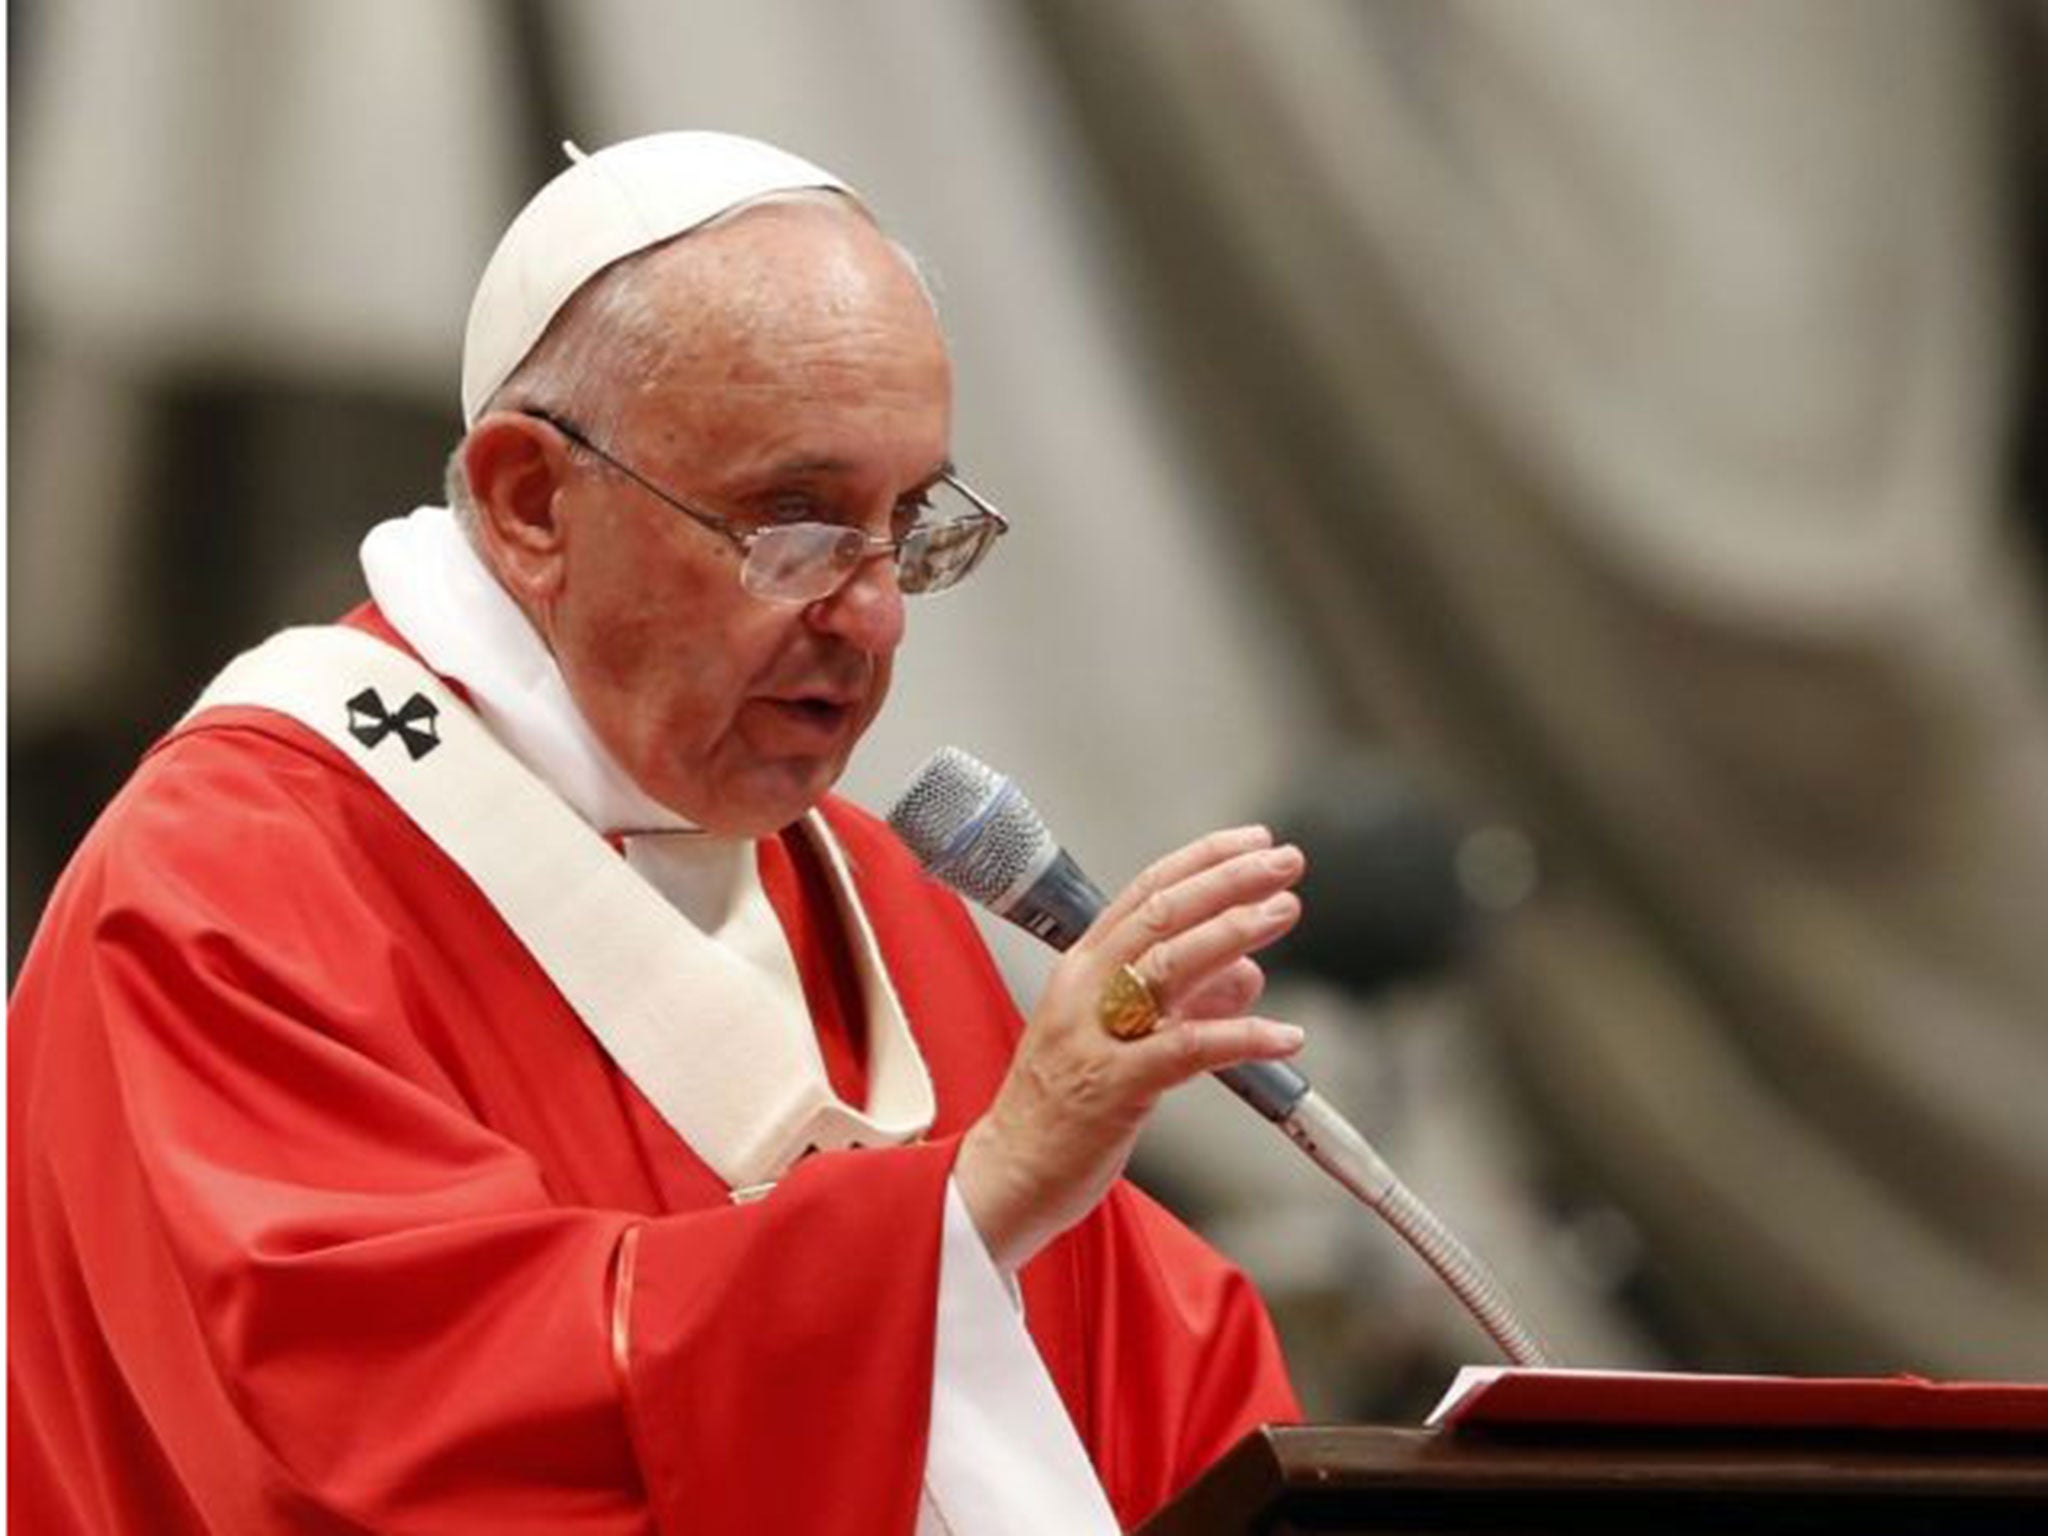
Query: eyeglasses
xmin=520 ymin=408 xmax=1008 ymax=604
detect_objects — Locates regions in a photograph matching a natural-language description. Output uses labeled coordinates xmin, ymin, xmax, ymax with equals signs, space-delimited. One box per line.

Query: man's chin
xmin=673 ymin=759 xmax=848 ymax=839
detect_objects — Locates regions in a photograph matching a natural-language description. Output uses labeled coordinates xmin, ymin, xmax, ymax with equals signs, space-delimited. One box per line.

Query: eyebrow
xmin=763 ymin=455 xmax=858 ymax=478
xmin=760 ymin=455 xmax=958 ymax=493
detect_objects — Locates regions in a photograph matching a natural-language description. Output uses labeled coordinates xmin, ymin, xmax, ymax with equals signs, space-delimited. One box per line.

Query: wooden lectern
xmin=1139 ymin=1421 xmax=2048 ymax=1534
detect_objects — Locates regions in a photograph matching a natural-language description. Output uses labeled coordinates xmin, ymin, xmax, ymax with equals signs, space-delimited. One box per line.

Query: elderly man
xmin=10 ymin=133 xmax=1305 ymax=1534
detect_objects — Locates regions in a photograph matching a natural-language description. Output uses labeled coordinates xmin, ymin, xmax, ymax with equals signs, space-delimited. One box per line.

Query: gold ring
xmin=1098 ymin=962 xmax=1163 ymax=1041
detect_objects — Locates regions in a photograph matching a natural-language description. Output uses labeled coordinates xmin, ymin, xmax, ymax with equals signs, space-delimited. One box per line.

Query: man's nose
xmin=805 ymin=551 xmax=907 ymax=654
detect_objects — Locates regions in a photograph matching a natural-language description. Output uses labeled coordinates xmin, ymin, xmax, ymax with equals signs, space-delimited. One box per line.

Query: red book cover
xmin=1427 ymin=1368 xmax=2048 ymax=1436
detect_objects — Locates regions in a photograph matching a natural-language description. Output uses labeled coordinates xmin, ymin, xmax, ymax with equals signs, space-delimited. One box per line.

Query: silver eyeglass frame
xmin=517 ymin=407 xmax=1008 ymax=603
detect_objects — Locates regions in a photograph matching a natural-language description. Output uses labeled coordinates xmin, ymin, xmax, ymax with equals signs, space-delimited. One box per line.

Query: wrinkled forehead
xmin=704 ymin=188 xmax=935 ymax=307
xmin=567 ymin=199 xmax=953 ymax=481
xmin=632 ymin=194 xmax=936 ymax=345
xmin=637 ymin=208 xmax=953 ymax=427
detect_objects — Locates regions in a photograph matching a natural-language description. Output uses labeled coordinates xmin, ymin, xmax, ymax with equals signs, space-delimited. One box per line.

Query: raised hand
xmin=953 ymin=825 xmax=1307 ymax=1271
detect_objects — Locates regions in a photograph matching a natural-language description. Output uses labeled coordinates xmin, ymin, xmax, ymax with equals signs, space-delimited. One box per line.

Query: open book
xmin=1428 ymin=1367 xmax=2048 ymax=1435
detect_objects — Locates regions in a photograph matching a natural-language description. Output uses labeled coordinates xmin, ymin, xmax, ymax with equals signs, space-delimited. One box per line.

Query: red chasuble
xmin=10 ymin=634 xmax=1299 ymax=1534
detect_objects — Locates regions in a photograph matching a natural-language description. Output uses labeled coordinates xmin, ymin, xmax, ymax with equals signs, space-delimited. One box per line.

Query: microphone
xmin=887 ymin=745 xmax=1550 ymax=1367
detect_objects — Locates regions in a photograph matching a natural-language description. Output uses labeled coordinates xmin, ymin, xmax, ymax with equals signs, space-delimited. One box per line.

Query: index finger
xmin=1088 ymin=825 xmax=1274 ymax=941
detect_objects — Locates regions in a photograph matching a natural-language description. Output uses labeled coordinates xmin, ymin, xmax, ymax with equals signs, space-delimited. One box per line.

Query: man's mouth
xmin=781 ymin=697 xmax=851 ymax=723
xmin=753 ymin=692 xmax=860 ymax=744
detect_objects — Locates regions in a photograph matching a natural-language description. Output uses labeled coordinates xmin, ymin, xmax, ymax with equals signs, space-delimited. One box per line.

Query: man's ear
xmin=461 ymin=412 xmax=573 ymax=602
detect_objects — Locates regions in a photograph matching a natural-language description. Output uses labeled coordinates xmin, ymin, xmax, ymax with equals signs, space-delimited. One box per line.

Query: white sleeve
xmin=916 ymin=1178 xmax=1120 ymax=1536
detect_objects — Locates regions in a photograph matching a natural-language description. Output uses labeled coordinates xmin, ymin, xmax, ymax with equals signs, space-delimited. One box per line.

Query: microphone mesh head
xmin=886 ymin=747 xmax=1000 ymax=863
xmin=887 ymin=746 xmax=1055 ymax=909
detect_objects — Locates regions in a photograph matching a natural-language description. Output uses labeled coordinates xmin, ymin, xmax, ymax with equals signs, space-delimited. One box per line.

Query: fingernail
xmin=1264 ymin=845 xmax=1303 ymax=874
xmin=1261 ymin=894 xmax=1298 ymax=919
xmin=1271 ymin=1023 xmax=1305 ymax=1049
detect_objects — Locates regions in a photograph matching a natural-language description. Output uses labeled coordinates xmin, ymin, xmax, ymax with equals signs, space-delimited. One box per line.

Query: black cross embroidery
xmin=345 ymin=688 xmax=441 ymax=761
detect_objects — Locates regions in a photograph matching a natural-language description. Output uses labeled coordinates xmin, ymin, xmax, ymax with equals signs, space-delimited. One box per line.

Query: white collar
xmin=353 ymin=504 xmax=939 ymax=1176
xmin=359 ymin=504 xmax=692 ymax=838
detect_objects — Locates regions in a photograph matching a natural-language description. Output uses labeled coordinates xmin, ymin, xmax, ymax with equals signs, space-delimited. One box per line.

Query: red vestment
xmin=10 ymin=625 xmax=1299 ymax=1534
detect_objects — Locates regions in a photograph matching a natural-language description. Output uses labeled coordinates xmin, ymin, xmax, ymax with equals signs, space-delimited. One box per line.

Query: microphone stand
xmin=1218 ymin=1060 xmax=1551 ymax=1367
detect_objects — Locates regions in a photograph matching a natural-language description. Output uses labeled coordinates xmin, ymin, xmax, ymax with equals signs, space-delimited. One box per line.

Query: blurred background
xmin=13 ymin=0 xmax=2048 ymax=1421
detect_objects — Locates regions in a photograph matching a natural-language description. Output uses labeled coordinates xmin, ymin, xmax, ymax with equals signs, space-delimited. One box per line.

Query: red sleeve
xmin=8 ymin=723 xmax=946 ymax=1536
xmin=1056 ymin=1182 xmax=1303 ymax=1530
xmin=621 ymin=1147 xmax=953 ymax=1533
